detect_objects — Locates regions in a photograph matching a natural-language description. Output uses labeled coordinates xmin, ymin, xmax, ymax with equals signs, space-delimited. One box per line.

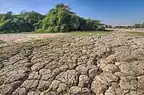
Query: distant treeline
xmin=0 ymin=4 xmax=105 ymax=33
xmin=105 ymin=24 xmax=144 ymax=29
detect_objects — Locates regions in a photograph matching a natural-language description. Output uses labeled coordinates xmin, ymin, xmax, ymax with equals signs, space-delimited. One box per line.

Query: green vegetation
xmin=0 ymin=4 xmax=105 ymax=33
xmin=41 ymin=4 xmax=105 ymax=32
xmin=70 ymin=31 xmax=110 ymax=36
xmin=114 ymin=23 xmax=144 ymax=29
xmin=0 ymin=11 xmax=44 ymax=33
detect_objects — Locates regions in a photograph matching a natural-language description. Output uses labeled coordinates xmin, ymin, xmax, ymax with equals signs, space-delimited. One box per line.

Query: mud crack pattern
xmin=0 ymin=33 xmax=144 ymax=95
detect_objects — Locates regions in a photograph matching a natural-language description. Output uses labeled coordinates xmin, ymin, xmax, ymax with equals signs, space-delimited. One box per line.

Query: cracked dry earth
xmin=0 ymin=33 xmax=144 ymax=95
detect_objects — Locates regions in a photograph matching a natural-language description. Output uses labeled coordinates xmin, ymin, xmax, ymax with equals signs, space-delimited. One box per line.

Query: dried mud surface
xmin=0 ymin=32 xmax=144 ymax=95
xmin=0 ymin=33 xmax=66 ymax=43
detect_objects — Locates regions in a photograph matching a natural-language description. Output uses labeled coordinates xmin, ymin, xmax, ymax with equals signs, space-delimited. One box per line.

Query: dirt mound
xmin=0 ymin=33 xmax=144 ymax=95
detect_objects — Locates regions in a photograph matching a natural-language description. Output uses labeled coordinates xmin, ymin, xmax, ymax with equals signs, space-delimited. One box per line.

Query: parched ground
xmin=0 ymin=33 xmax=66 ymax=43
xmin=0 ymin=32 xmax=144 ymax=95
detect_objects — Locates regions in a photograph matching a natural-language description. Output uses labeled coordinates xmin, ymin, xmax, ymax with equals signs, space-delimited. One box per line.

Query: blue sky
xmin=0 ymin=0 xmax=144 ymax=25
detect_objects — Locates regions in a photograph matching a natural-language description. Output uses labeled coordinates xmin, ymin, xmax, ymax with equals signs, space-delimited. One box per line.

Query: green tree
xmin=41 ymin=4 xmax=104 ymax=32
xmin=23 ymin=11 xmax=44 ymax=30
xmin=0 ymin=4 xmax=105 ymax=33
xmin=133 ymin=24 xmax=141 ymax=28
xmin=0 ymin=11 xmax=44 ymax=33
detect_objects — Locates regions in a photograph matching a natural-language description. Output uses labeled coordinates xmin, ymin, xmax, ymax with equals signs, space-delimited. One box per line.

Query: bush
xmin=47 ymin=27 xmax=55 ymax=33
xmin=96 ymin=26 xmax=105 ymax=31
xmin=35 ymin=29 xmax=45 ymax=33
xmin=53 ymin=26 xmax=60 ymax=32
xmin=35 ymin=28 xmax=56 ymax=33
xmin=60 ymin=24 xmax=68 ymax=32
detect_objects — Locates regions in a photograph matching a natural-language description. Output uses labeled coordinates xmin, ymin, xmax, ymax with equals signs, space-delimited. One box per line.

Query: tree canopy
xmin=0 ymin=4 xmax=105 ymax=33
xmin=0 ymin=11 xmax=44 ymax=33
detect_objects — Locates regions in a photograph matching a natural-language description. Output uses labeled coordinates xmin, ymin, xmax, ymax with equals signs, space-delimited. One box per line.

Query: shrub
xmin=35 ymin=29 xmax=45 ymax=33
xmin=53 ymin=26 xmax=60 ymax=32
xmin=47 ymin=27 xmax=55 ymax=33
xmin=96 ymin=26 xmax=105 ymax=31
xmin=60 ymin=24 xmax=68 ymax=32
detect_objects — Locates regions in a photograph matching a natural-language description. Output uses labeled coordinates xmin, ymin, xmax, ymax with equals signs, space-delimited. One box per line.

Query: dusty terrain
xmin=0 ymin=32 xmax=144 ymax=95
xmin=0 ymin=33 xmax=66 ymax=43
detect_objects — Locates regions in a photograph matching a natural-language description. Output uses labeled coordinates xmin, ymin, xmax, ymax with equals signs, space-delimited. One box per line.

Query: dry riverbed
xmin=0 ymin=33 xmax=66 ymax=43
xmin=0 ymin=32 xmax=144 ymax=95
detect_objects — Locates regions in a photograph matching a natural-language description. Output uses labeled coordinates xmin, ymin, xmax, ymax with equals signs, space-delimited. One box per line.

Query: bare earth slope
xmin=0 ymin=32 xmax=144 ymax=95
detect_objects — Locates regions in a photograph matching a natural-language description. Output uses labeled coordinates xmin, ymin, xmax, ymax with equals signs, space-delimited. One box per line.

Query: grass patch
xmin=35 ymin=29 xmax=50 ymax=33
xmin=69 ymin=31 xmax=111 ymax=36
